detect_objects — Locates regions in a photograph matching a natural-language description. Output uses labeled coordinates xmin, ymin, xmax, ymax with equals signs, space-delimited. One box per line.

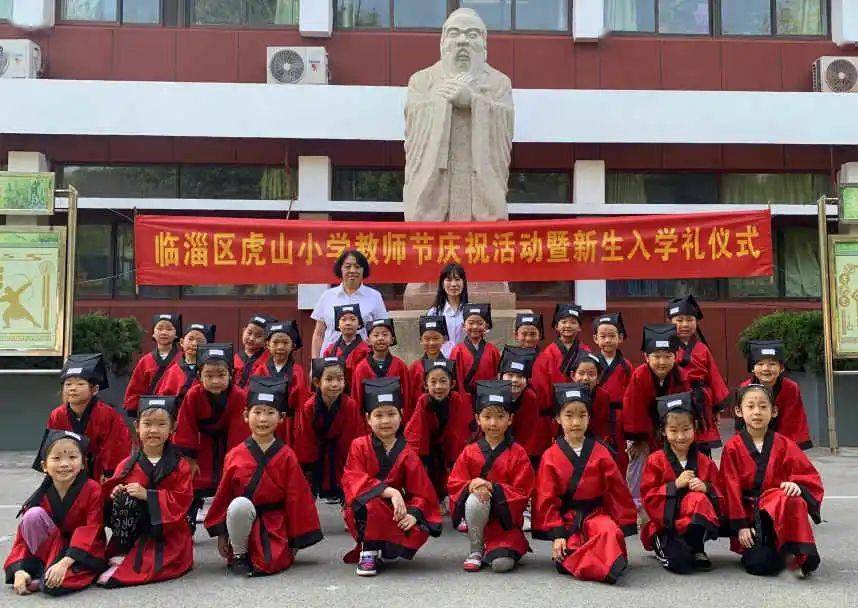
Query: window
xmin=782 ymin=227 xmax=820 ymax=297
xmin=0 ymin=0 xmax=11 ymax=20
xmin=607 ymin=172 xmax=831 ymax=205
xmin=608 ymin=0 xmax=827 ymax=35
xmin=394 ymin=0 xmax=447 ymax=28
xmin=607 ymin=278 xmax=720 ymax=299
xmin=179 ymin=166 xmax=294 ymax=199
xmin=60 ymin=165 xmax=296 ymax=200
xmin=61 ymin=166 xmax=179 ymax=198
xmin=76 ymin=224 xmax=113 ymax=297
xmin=514 ymin=0 xmax=569 ymax=30
xmin=607 ymin=173 xmax=719 ymax=204
xmin=193 ymin=0 xmax=299 ymax=25
xmin=335 ymin=0 xmax=390 ymax=28
xmin=720 ymin=173 xmax=830 ymax=204
xmin=332 ymin=168 xmax=404 ymax=202
xmin=508 ymin=171 xmax=570 ymax=203
xmin=606 ymin=0 xmax=709 ymax=34
xmin=61 ymin=0 xmax=161 ymax=23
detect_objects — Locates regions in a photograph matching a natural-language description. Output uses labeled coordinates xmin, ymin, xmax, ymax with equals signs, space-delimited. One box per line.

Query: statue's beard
xmin=444 ymin=48 xmax=486 ymax=75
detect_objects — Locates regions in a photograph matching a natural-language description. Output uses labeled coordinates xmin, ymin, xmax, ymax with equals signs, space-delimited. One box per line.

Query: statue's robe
xmin=404 ymin=61 xmax=514 ymax=222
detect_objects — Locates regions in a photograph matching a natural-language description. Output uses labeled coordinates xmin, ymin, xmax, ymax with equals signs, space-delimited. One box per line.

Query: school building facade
xmin=2 ymin=0 xmax=858 ymax=394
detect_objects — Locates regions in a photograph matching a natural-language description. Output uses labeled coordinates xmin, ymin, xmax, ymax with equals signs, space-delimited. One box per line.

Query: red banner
xmin=134 ymin=211 xmax=772 ymax=285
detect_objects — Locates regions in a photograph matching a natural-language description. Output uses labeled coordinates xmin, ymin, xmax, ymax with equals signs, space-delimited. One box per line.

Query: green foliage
xmin=72 ymin=313 xmax=143 ymax=376
xmin=739 ymin=310 xmax=858 ymax=373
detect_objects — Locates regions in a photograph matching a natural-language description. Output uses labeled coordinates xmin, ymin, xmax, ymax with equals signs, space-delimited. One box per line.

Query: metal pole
xmin=58 ymin=185 xmax=78 ymax=360
xmin=818 ymin=195 xmax=839 ymax=455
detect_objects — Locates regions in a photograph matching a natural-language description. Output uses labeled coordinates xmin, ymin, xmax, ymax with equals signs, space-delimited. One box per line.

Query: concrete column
xmin=12 ymin=0 xmax=54 ymax=29
xmin=573 ymin=160 xmax=607 ymax=311
xmin=299 ymin=0 xmax=333 ymax=38
xmin=572 ymin=0 xmax=606 ymax=42
xmin=832 ymin=0 xmax=858 ymax=47
xmin=296 ymin=156 xmax=333 ymax=310
xmin=5 ymin=151 xmax=50 ymax=226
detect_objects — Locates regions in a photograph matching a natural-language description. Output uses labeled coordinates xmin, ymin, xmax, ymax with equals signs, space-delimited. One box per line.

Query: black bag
xmin=653 ymin=532 xmax=695 ymax=574
xmin=740 ymin=511 xmax=785 ymax=576
xmin=107 ymin=491 xmax=149 ymax=553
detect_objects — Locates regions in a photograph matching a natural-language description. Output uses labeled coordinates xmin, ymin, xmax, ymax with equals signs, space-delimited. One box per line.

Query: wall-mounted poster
xmin=0 ymin=228 xmax=66 ymax=355
xmin=0 ymin=172 xmax=55 ymax=215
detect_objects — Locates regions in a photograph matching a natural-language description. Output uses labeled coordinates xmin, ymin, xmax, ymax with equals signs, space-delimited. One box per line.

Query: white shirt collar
xmin=335 ymin=282 xmax=366 ymax=297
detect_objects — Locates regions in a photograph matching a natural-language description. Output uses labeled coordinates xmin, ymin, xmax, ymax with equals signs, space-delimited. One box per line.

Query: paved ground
xmin=0 ymin=448 xmax=855 ymax=608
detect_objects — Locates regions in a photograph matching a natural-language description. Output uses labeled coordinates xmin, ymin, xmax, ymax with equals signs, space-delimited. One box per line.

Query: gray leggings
xmin=226 ymin=496 xmax=256 ymax=556
xmin=465 ymin=493 xmax=515 ymax=573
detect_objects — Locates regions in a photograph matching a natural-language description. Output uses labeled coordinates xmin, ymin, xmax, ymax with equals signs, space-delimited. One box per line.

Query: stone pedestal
xmin=389 ymin=308 xmax=531 ymax=364
xmin=403 ymin=281 xmax=516 ymax=310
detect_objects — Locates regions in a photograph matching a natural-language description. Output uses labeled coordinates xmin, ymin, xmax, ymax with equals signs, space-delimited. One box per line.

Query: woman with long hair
xmin=427 ymin=263 xmax=469 ymax=357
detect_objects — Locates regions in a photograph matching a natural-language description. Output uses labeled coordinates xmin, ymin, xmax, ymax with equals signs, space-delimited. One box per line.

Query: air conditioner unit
xmin=812 ymin=56 xmax=858 ymax=92
xmin=266 ymin=47 xmax=328 ymax=85
xmin=0 ymin=39 xmax=41 ymax=79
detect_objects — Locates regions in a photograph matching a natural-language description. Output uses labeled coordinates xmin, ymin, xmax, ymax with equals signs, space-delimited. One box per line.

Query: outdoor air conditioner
xmin=0 ymin=39 xmax=42 ymax=79
xmin=266 ymin=47 xmax=329 ymax=85
xmin=812 ymin=56 xmax=858 ymax=92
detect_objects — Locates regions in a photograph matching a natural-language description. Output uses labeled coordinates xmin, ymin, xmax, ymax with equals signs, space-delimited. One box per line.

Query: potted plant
xmin=72 ymin=312 xmax=143 ymax=406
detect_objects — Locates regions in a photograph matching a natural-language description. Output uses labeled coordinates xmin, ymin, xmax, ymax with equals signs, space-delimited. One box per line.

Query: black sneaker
xmin=229 ymin=553 xmax=252 ymax=576
xmin=693 ymin=552 xmax=713 ymax=571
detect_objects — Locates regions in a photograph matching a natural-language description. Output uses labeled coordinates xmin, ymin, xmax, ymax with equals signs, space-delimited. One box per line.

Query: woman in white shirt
xmin=427 ymin=263 xmax=469 ymax=357
xmin=310 ymin=249 xmax=389 ymax=356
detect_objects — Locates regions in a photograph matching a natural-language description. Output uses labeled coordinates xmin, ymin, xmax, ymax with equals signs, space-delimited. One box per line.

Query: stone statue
xmin=403 ymin=8 xmax=514 ymax=223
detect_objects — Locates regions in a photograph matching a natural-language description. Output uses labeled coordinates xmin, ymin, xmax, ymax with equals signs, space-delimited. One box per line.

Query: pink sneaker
xmin=457 ymin=520 xmax=468 ymax=532
xmin=463 ymin=552 xmax=483 ymax=572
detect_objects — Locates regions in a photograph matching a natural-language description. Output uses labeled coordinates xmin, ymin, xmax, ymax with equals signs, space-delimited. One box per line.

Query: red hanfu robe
xmin=156 ymin=359 xmax=199 ymax=406
xmin=4 ymin=474 xmax=106 ymax=595
xmin=597 ymin=352 xmax=633 ymax=473
xmin=740 ymin=376 xmax=813 ymax=450
xmin=639 ymin=445 xmax=723 ymax=551
xmin=404 ymin=391 xmax=475 ymax=499
xmin=532 ymin=437 xmax=637 ymax=583
xmin=123 ymin=345 xmax=181 ymax=416
xmin=233 ymin=350 xmax=269 ymax=389
xmin=622 ymin=365 xmax=690 ymax=450
xmin=449 ymin=339 xmax=501 ymax=396
xmin=45 ymin=398 xmax=131 ymax=480
xmin=173 ymin=384 xmax=249 ymax=497
xmin=719 ymin=430 xmax=823 ymax=569
xmin=292 ymin=392 xmax=366 ymax=500
xmin=447 ymin=436 xmax=535 ymax=565
xmin=341 ymin=434 xmax=442 ymax=562
xmin=100 ymin=443 xmax=194 ymax=587
xmin=205 ymin=438 xmax=323 ymax=575
xmin=589 ymin=386 xmax=623 ymax=460
xmin=406 ymin=353 xmax=447 ymax=414
xmin=251 ymin=357 xmax=310 ymax=443
xmin=530 ymin=339 xmax=591 ymax=406
xmin=323 ymin=338 xmax=370 ymax=395
xmin=676 ymin=337 xmax=730 ymax=449
xmin=350 ymin=353 xmax=412 ymax=420
xmin=510 ymin=385 xmax=554 ymax=467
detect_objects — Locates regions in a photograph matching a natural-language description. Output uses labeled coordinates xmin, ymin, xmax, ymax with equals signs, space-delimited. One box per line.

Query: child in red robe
xmin=407 ymin=315 xmax=449 ymax=417
xmin=157 ymin=322 xmax=215 ymax=407
xmin=341 ymin=377 xmax=442 ymax=577
xmin=100 ymin=396 xmax=193 ymax=587
xmin=593 ymin=313 xmax=633 ymax=469
xmin=42 ymin=354 xmax=130 ymax=482
xmin=570 ymin=353 xmax=626 ymax=472
xmin=739 ymin=340 xmax=813 ymax=450
xmin=531 ymin=304 xmax=590 ymax=411
xmin=513 ymin=312 xmax=543 ymax=350
xmin=640 ymin=392 xmax=722 ymax=574
xmin=405 ymin=359 xmax=473 ymax=508
xmin=251 ymin=320 xmax=310 ymax=442
xmin=234 ymin=313 xmax=275 ymax=388
xmin=500 ymin=346 xmax=544 ymax=470
xmin=123 ymin=313 xmax=182 ymax=417
xmin=667 ymin=295 xmax=729 ymax=454
xmin=450 ymin=303 xmax=501 ymax=397
xmin=448 ymin=380 xmax=534 ymax=573
xmin=292 ymin=357 xmax=365 ymax=503
xmin=174 ymin=344 xmax=249 ymax=529
xmin=350 ymin=318 xmax=412 ymax=421
xmin=624 ymin=324 xmax=691 ymax=510
xmin=205 ymin=378 xmax=323 ymax=577
xmin=323 ymin=304 xmax=371 ymax=395
xmin=5 ymin=431 xmax=106 ymax=596
xmin=721 ymin=384 xmax=823 ymax=578
xmin=533 ymin=383 xmax=637 ymax=584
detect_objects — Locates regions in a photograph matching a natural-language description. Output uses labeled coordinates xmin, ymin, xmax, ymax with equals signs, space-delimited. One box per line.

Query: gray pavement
xmin=0 ymin=448 xmax=855 ymax=608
